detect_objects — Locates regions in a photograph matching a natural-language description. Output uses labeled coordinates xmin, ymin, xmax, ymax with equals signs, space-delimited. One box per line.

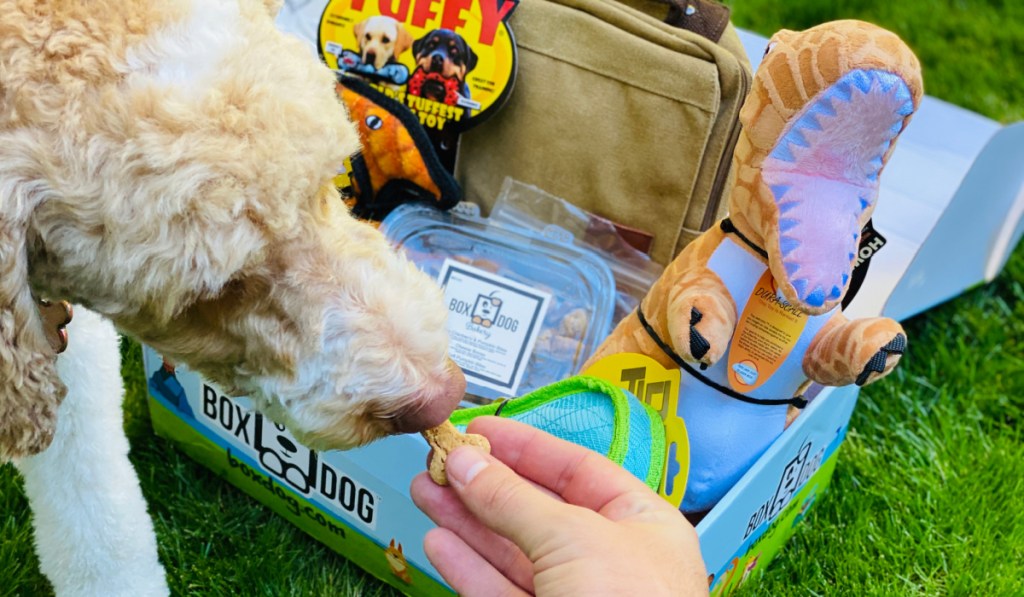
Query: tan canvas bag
xmin=454 ymin=0 xmax=752 ymax=265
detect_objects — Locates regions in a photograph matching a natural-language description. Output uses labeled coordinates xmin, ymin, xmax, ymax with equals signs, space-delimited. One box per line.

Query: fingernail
xmin=446 ymin=446 xmax=489 ymax=489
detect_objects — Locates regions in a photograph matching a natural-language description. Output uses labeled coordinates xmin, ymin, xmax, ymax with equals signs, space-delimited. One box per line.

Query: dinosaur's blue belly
xmin=680 ymin=238 xmax=834 ymax=513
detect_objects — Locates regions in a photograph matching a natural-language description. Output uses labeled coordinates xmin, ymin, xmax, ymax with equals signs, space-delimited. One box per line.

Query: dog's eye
xmin=364 ymin=33 xmax=371 ymax=40
xmin=382 ymin=36 xmax=390 ymax=44
xmin=763 ymin=41 xmax=777 ymax=57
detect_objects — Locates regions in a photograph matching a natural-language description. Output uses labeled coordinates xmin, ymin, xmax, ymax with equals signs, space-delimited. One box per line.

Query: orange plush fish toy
xmin=335 ymin=75 xmax=461 ymax=220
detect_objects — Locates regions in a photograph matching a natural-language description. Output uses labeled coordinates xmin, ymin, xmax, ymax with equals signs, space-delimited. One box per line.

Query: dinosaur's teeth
xmin=879 ymin=75 xmax=898 ymax=94
xmin=842 ymin=272 xmax=850 ymax=285
xmin=770 ymin=184 xmax=792 ymax=199
xmin=851 ymin=70 xmax=873 ymax=93
xmin=779 ymin=218 xmax=799 ymax=233
xmin=859 ymin=196 xmax=871 ymax=211
xmin=829 ymin=285 xmax=842 ymax=300
xmin=832 ymin=81 xmax=853 ymax=103
xmin=805 ymin=286 xmax=826 ymax=307
xmin=797 ymin=113 xmax=823 ymax=131
xmin=785 ymin=262 xmax=800 ymax=277
xmin=778 ymin=200 xmax=799 ymax=214
xmin=786 ymin=129 xmax=810 ymax=148
xmin=812 ymin=98 xmax=838 ymax=118
xmin=792 ymin=278 xmax=809 ymax=298
xmin=770 ymin=142 xmax=796 ymax=163
xmin=893 ymin=82 xmax=913 ymax=103
xmin=779 ymin=236 xmax=801 ymax=255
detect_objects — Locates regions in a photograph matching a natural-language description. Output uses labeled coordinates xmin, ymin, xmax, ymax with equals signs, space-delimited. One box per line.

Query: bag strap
xmin=661 ymin=0 xmax=731 ymax=42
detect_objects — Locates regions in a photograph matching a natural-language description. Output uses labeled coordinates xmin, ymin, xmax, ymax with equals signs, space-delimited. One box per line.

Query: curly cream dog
xmin=1 ymin=0 xmax=463 ymax=593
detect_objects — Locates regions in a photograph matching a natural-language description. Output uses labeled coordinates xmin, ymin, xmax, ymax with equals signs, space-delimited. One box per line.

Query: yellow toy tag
xmin=334 ymin=161 xmax=353 ymax=192
xmin=584 ymin=353 xmax=688 ymax=508
xmin=727 ymin=270 xmax=808 ymax=392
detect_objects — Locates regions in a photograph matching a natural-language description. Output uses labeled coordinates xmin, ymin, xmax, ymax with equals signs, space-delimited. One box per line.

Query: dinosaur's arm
xmin=584 ymin=225 xmax=737 ymax=370
xmin=663 ymin=263 xmax=736 ymax=368
xmin=803 ymin=311 xmax=907 ymax=386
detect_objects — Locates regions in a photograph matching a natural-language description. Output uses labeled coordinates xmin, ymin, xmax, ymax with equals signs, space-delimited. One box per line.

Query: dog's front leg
xmin=12 ymin=308 xmax=169 ymax=597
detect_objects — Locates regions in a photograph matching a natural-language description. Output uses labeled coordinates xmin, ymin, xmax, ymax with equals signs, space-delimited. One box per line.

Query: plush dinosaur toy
xmin=584 ymin=20 xmax=923 ymax=513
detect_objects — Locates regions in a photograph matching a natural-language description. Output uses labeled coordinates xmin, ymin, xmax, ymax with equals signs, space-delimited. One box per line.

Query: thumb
xmin=445 ymin=446 xmax=575 ymax=559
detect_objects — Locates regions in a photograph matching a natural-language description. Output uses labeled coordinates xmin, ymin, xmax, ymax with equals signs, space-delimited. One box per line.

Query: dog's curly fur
xmin=1 ymin=0 xmax=464 ymax=454
xmin=4 ymin=0 xmax=467 ymax=592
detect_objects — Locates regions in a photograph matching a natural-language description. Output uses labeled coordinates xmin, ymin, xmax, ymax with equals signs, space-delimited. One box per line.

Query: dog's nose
xmin=429 ymin=53 xmax=444 ymax=71
xmin=393 ymin=359 xmax=466 ymax=433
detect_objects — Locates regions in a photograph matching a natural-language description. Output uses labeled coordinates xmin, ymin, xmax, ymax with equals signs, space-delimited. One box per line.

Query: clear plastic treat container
xmin=380 ymin=204 xmax=615 ymax=403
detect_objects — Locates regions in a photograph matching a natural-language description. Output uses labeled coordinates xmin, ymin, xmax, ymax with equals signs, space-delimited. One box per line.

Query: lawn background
xmin=2 ymin=0 xmax=1023 ymax=595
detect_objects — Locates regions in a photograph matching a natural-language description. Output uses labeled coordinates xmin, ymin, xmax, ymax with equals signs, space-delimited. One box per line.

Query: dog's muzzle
xmin=392 ymin=358 xmax=466 ymax=433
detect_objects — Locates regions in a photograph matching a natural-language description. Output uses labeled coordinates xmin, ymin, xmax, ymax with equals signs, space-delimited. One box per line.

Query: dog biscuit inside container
xmin=381 ymin=204 xmax=614 ymax=403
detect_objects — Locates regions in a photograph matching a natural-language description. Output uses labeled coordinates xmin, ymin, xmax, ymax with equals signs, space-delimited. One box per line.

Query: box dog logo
xmin=201 ymin=385 xmax=378 ymax=529
xmin=255 ymin=417 xmax=319 ymax=496
xmin=471 ymin=292 xmax=502 ymax=328
xmin=743 ymin=439 xmax=823 ymax=539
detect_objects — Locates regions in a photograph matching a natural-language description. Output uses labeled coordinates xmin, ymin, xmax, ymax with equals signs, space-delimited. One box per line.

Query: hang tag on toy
xmin=727 ymin=271 xmax=809 ymax=393
xmin=584 ymin=353 xmax=689 ymax=509
xmin=318 ymin=0 xmax=519 ymax=171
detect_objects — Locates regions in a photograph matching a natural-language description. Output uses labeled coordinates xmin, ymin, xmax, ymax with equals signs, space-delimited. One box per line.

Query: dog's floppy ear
xmin=0 ymin=214 xmax=67 ymax=460
xmin=354 ymin=20 xmax=367 ymax=50
xmin=462 ymin=38 xmax=478 ymax=73
xmin=412 ymin=32 xmax=430 ymax=58
xmin=394 ymin=23 xmax=414 ymax=57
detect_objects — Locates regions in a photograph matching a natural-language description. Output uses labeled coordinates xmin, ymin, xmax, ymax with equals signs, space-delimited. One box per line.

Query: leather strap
xmin=662 ymin=0 xmax=731 ymax=42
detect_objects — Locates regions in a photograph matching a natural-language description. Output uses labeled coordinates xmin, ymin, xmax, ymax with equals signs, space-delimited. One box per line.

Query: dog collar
xmin=37 ymin=299 xmax=72 ymax=354
xmin=635 ymin=303 xmax=807 ymax=408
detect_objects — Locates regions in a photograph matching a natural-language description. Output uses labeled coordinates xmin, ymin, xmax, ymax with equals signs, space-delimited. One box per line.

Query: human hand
xmin=410 ymin=416 xmax=708 ymax=596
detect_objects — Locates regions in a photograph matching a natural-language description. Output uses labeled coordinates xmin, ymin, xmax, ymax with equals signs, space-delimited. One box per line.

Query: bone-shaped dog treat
xmin=421 ymin=421 xmax=490 ymax=485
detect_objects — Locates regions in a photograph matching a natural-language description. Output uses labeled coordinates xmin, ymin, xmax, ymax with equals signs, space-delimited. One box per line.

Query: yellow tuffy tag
xmin=584 ymin=353 xmax=688 ymax=508
xmin=334 ymin=161 xmax=353 ymax=192
xmin=727 ymin=270 xmax=808 ymax=393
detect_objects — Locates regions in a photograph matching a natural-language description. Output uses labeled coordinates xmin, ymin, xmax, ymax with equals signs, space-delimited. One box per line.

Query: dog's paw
xmin=667 ymin=294 xmax=736 ymax=368
xmin=856 ymin=333 xmax=906 ymax=386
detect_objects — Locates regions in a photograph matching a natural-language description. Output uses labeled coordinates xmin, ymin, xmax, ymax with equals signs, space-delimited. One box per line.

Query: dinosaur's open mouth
xmin=762 ymin=68 xmax=914 ymax=312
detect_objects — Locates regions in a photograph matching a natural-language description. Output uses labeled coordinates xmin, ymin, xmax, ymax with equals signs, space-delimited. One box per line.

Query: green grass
xmin=3 ymin=1 xmax=1023 ymax=595
xmin=746 ymin=250 xmax=1024 ymax=595
xmin=730 ymin=0 xmax=1024 ymax=124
